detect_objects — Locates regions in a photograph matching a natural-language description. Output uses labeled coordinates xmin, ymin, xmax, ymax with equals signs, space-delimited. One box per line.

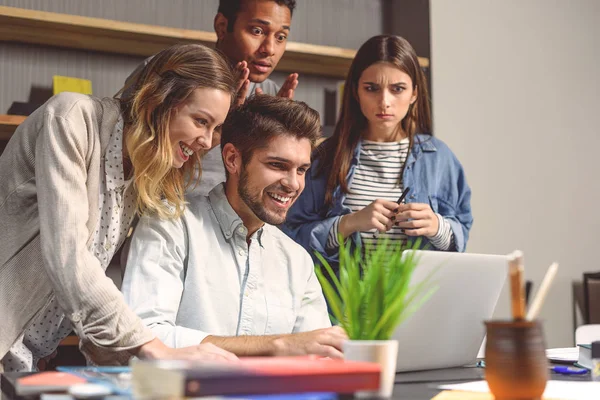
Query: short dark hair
xmin=221 ymin=95 xmax=321 ymax=168
xmin=218 ymin=0 xmax=296 ymax=32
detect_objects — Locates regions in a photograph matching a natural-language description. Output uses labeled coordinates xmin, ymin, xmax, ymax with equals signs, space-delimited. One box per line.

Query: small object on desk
xmin=546 ymin=347 xmax=579 ymax=364
xmin=550 ymin=366 xmax=588 ymax=375
xmin=484 ymin=320 xmax=548 ymax=400
xmin=431 ymin=391 xmax=492 ymax=400
xmin=131 ymin=356 xmax=380 ymax=398
xmin=2 ymin=371 xmax=87 ymax=397
xmin=227 ymin=393 xmax=337 ymax=400
xmin=439 ymin=379 xmax=600 ymax=399
xmin=68 ymin=383 xmax=112 ymax=399
xmin=431 ymin=391 xmax=493 ymax=400
xmin=372 ymin=186 xmax=410 ymax=239
xmin=576 ymin=343 xmax=593 ymax=370
xmin=592 ymin=341 xmax=600 ymax=381
xmin=526 ymin=262 xmax=559 ymax=320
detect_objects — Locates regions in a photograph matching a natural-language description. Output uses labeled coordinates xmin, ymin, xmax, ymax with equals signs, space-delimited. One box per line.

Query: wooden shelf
xmin=0 ymin=114 xmax=25 ymax=141
xmin=0 ymin=5 xmax=429 ymax=80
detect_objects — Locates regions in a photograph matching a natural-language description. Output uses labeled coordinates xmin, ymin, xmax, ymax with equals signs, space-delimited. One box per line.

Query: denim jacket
xmin=282 ymin=134 xmax=473 ymax=268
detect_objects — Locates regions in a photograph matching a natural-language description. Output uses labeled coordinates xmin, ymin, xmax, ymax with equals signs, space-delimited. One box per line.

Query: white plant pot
xmin=343 ymin=339 xmax=399 ymax=398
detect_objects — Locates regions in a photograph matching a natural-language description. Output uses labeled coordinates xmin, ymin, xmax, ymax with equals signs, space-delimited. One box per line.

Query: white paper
xmin=546 ymin=347 xmax=579 ymax=363
xmin=438 ymin=380 xmax=600 ymax=399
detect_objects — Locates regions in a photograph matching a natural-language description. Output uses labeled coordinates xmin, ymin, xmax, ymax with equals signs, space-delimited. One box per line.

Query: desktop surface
xmin=1 ymin=364 xmax=590 ymax=400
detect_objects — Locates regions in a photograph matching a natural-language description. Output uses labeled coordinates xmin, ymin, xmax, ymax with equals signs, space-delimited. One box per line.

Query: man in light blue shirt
xmin=122 ymin=96 xmax=346 ymax=358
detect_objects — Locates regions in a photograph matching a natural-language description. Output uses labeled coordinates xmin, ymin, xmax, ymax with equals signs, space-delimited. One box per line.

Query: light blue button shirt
xmin=121 ymin=183 xmax=331 ymax=348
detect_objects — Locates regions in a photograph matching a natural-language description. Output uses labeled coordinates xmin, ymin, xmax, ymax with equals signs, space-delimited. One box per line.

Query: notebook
xmin=546 ymin=347 xmax=579 ymax=364
xmin=131 ymin=356 xmax=381 ymax=398
xmin=1 ymin=371 xmax=86 ymax=399
xmin=575 ymin=344 xmax=592 ymax=369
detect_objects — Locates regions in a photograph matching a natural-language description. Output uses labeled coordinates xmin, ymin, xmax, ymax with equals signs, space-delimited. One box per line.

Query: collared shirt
xmin=3 ymin=115 xmax=136 ymax=372
xmin=121 ymin=183 xmax=330 ymax=348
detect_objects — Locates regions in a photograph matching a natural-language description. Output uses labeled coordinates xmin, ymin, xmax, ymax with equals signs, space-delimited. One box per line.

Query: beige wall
xmin=430 ymin=0 xmax=600 ymax=347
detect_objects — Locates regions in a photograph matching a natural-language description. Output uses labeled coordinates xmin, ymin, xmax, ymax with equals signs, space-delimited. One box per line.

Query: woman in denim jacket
xmin=283 ymin=35 xmax=472 ymax=269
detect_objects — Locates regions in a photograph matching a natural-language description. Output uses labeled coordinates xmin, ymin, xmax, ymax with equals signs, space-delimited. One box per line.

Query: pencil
xmin=526 ymin=262 xmax=559 ymax=321
xmin=508 ymin=250 xmax=526 ymax=320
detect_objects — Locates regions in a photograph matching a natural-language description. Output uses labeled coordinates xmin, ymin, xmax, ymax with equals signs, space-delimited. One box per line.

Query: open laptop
xmin=394 ymin=250 xmax=507 ymax=372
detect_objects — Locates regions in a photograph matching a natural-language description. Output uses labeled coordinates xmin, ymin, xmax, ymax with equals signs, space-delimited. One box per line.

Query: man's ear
xmin=222 ymin=143 xmax=242 ymax=175
xmin=214 ymin=12 xmax=228 ymax=41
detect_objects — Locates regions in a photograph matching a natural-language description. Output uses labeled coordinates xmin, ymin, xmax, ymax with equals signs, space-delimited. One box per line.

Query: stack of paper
xmin=438 ymin=380 xmax=600 ymax=400
xmin=546 ymin=347 xmax=579 ymax=363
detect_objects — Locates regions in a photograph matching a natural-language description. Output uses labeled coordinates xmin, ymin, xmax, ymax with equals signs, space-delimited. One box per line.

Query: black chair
xmin=583 ymin=272 xmax=600 ymax=324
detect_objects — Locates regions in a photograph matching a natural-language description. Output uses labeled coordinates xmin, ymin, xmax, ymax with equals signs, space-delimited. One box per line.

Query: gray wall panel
xmin=0 ymin=0 xmax=383 ymax=117
xmin=0 ymin=42 xmax=146 ymax=108
xmin=0 ymin=0 xmax=381 ymax=48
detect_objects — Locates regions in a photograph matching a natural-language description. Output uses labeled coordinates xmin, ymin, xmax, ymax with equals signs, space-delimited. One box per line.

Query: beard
xmin=238 ymin=167 xmax=289 ymax=226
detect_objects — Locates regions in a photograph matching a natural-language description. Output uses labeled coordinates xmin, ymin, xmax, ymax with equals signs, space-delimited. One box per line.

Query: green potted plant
xmin=315 ymin=238 xmax=436 ymax=398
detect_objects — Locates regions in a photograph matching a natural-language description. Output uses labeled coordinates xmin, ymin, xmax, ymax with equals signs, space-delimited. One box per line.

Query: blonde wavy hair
xmin=119 ymin=44 xmax=237 ymax=219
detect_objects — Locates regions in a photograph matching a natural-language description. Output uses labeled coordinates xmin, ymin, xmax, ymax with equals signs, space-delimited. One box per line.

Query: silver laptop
xmin=394 ymin=250 xmax=507 ymax=372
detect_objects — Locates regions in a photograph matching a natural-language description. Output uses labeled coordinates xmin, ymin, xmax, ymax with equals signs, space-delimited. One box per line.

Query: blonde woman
xmin=0 ymin=44 xmax=238 ymax=372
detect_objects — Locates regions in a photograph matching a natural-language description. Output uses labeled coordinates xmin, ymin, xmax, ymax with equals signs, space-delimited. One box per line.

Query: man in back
xmin=121 ymin=96 xmax=346 ymax=358
xmin=123 ymin=0 xmax=299 ymax=195
xmin=216 ymin=0 xmax=299 ymax=102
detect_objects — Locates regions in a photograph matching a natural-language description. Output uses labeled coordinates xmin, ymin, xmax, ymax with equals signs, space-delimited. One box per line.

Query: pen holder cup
xmin=484 ymin=320 xmax=548 ymax=400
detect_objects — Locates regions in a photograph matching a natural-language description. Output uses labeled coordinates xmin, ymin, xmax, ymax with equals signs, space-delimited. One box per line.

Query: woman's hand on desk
xmin=394 ymin=203 xmax=439 ymax=238
xmin=138 ymin=338 xmax=238 ymax=362
xmin=339 ymin=199 xmax=399 ymax=238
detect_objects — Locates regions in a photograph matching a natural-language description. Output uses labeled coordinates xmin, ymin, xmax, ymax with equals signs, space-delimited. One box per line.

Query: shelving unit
xmin=0 ymin=6 xmax=431 ymax=142
xmin=0 ymin=114 xmax=25 ymax=141
xmin=0 ymin=5 xmax=429 ymax=80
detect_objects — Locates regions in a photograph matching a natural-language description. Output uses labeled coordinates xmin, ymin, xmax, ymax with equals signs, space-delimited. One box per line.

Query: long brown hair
xmin=317 ymin=35 xmax=432 ymax=206
xmin=119 ymin=44 xmax=237 ymax=219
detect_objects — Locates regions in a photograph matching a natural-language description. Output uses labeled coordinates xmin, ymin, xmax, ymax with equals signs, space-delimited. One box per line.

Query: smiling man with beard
xmin=121 ymin=96 xmax=347 ymax=358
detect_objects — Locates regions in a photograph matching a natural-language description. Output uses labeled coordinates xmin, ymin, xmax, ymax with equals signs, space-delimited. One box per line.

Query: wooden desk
xmin=393 ymin=364 xmax=591 ymax=399
xmin=1 ymin=364 xmax=590 ymax=400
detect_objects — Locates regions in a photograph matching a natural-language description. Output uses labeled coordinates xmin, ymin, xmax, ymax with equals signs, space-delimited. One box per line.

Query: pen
xmin=396 ymin=186 xmax=411 ymax=205
xmin=373 ymin=187 xmax=411 ymax=239
xmin=550 ymin=366 xmax=588 ymax=375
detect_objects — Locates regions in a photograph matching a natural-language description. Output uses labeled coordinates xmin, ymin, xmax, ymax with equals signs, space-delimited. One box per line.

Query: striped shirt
xmin=327 ymin=139 xmax=454 ymax=250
